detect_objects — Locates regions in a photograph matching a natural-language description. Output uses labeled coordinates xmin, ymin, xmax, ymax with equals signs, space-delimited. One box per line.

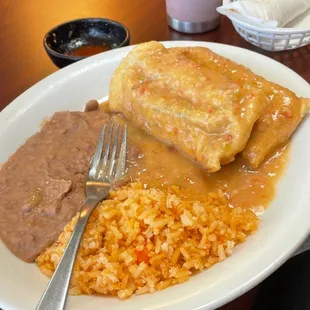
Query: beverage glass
xmin=166 ymin=0 xmax=223 ymax=33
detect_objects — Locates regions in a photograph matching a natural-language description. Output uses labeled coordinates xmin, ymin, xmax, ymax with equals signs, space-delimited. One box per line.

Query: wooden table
xmin=0 ymin=0 xmax=309 ymax=309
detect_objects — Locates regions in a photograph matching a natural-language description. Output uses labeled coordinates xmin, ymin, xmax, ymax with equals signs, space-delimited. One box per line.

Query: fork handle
xmin=36 ymin=197 xmax=99 ymax=310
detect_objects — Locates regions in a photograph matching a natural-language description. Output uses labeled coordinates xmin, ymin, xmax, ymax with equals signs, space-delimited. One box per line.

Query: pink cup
xmin=166 ymin=0 xmax=223 ymax=34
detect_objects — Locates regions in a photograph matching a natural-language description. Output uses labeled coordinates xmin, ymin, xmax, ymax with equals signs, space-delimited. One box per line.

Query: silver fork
xmin=36 ymin=123 xmax=127 ymax=310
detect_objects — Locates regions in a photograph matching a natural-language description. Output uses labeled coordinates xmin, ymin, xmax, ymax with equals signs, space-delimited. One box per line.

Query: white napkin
xmin=217 ymin=0 xmax=310 ymax=29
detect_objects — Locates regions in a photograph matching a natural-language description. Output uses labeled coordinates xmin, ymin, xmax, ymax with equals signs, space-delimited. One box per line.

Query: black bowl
xmin=44 ymin=18 xmax=130 ymax=68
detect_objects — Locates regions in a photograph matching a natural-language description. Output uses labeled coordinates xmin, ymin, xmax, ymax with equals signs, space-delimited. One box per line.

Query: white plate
xmin=1 ymin=41 xmax=310 ymax=310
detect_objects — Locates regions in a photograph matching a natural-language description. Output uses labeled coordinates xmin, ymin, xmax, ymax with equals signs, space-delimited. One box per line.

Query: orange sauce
xmin=111 ymin=115 xmax=289 ymax=214
xmin=66 ymin=44 xmax=111 ymax=57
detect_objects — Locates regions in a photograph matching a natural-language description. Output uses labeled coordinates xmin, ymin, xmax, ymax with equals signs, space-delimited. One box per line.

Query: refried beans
xmin=0 ymin=102 xmax=138 ymax=263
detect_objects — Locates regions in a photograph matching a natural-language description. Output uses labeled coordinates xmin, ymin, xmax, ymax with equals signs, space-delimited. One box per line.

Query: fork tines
xmin=89 ymin=123 xmax=127 ymax=181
